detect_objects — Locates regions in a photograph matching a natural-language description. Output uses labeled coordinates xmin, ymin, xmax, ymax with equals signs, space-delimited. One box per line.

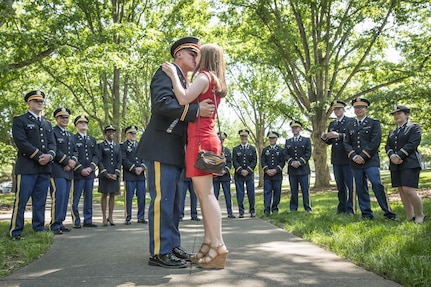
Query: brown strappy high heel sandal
xmin=198 ymin=244 xmax=228 ymax=269
xmin=191 ymin=242 xmax=210 ymax=264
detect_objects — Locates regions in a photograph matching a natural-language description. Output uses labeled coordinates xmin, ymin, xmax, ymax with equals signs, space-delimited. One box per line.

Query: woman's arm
xmin=161 ymin=62 xmax=209 ymax=105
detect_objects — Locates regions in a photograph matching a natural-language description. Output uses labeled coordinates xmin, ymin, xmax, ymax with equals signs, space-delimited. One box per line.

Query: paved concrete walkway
xmin=0 ymin=199 xmax=403 ymax=287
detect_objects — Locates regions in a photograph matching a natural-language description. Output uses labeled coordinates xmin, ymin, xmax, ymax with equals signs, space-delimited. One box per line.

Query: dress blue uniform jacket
xmin=261 ymin=145 xmax=285 ymax=180
xmin=344 ymin=117 xmax=381 ymax=169
xmin=73 ymin=133 xmax=98 ymax=179
xmin=121 ymin=140 xmax=146 ymax=181
xmin=136 ymin=66 xmax=199 ymax=167
xmin=385 ymin=123 xmax=422 ymax=171
xmin=284 ymin=136 xmax=311 ymax=176
xmin=12 ymin=112 xmax=56 ymax=175
xmin=213 ymin=146 xmax=232 ymax=182
xmin=52 ymin=125 xmax=78 ymax=180
xmin=98 ymin=141 xmax=122 ymax=178
xmin=322 ymin=116 xmax=354 ymax=165
xmin=232 ymin=144 xmax=257 ymax=181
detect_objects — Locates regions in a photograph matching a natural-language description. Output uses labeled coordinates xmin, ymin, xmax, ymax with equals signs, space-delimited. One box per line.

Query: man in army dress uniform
xmin=321 ymin=100 xmax=355 ymax=215
xmin=213 ymin=132 xmax=235 ymax=218
xmin=71 ymin=115 xmax=98 ymax=228
xmin=121 ymin=125 xmax=147 ymax=225
xmin=50 ymin=107 xmax=78 ymax=234
xmin=233 ymin=129 xmax=257 ymax=218
xmin=136 ymin=36 xmax=214 ymax=268
xmin=284 ymin=121 xmax=312 ymax=213
xmin=261 ymin=131 xmax=285 ymax=216
xmin=344 ymin=98 xmax=396 ymax=220
xmin=9 ymin=90 xmax=56 ymax=240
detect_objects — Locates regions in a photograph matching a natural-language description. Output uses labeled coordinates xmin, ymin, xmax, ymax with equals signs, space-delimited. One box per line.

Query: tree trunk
xmin=255 ymin=126 xmax=266 ymax=188
xmin=310 ymin=109 xmax=331 ymax=188
xmin=112 ymin=66 xmax=121 ymax=142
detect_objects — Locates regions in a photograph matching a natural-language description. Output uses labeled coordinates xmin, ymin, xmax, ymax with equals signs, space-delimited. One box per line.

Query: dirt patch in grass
xmin=0 ymin=203 xmax=31 ymax=214
xmin=387 ymin=189 xmax=431 ymax=200
xmin=282 ymin=187 xmax=431 ymax=201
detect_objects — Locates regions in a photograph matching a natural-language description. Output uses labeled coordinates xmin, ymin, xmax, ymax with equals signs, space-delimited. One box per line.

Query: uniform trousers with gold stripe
xmin=9 ymin=173 xmax=50 ymax=238
xmin=145 ymin=160 xmax=182 ymax=256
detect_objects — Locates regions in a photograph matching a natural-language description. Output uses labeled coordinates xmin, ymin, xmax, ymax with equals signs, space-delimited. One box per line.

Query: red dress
xmin=186 ymin=71 xmax=222 ymax=178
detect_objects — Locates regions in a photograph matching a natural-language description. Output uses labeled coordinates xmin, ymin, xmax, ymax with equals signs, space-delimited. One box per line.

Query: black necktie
xmin=37 ymin=116 xmax=41 ymax=122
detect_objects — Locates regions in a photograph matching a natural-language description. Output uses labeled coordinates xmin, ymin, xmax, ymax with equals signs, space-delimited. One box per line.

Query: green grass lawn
xmin=249 ymin=169 xmax=431 ymax=287
xmin=1 ymin=170 xmax=430 ymax=286
xmin=0 ymin=223 xmax=53 ymax=278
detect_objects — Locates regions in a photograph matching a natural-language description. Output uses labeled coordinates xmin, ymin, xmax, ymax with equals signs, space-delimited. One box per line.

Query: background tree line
xmin=1 ymin=0 xmax=430 ymax=188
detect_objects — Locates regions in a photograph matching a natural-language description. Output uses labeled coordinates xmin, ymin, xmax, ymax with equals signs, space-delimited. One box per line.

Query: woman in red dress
xmin=162 ymin=43 xmax=228 ymax=269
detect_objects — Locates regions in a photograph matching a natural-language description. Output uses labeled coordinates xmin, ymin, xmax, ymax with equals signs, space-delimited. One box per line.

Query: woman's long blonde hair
xmin=192 ymin=43 xmax=227 ymax=98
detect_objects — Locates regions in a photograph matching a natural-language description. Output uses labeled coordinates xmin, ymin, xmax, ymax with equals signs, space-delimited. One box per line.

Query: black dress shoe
xmin=60 ymin=226 xmax=71 ymax=232
xmin=148 ymin=254 xmax=187 ymax=268
xmin=239 ymin=214 xmax=244 ymax=218
xmin=172 ymin=246 xmax=192 ymax=261
xmin=52 ymin=229 xmax=63 ymax=235
xmin=83 ymin=223 xmax=98 ymax=227
xmin=137 ymin=219 xmax=148 ymax=224
xmin=250 ymin=212 xmax=256 ymax=218
xmin=11 ymin=235 xmax=22 ymax=241
xmin=73 ymin=224 xmax=81 ymax=229
xmin=227 ymin=214 xmax=236 ymax=218
xmin=125 ymin=220 xmax=131 ymax=225
xmin=385 ymin=215 xmax=398 ymax=221
xmin=191 ymin=217 xmax=201 ymax=221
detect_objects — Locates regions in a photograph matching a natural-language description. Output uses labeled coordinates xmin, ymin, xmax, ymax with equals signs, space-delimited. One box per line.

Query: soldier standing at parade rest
xmin=213 ymin=132 xmax=235 ymax=218
xmin=343 ymin=98 xmax=396 ymax=220
xmin=261 ymin=131 xmax=285 ymax=216
xmin=284 ymin=120 xmax=313 ymax=213
xmin=385 ymin=105 xmax=425 ymax=224
xmin=321 ymin=100 xmax=355 ymax=215
xmin=121 ymin=125 xmax=147 ymax=225
xmin=98 ymin=125 xmax=122 ymax=226
xmin=72 ymin=115 xmax=98 ymax=228
xmin=9 ymin=90 xmax=56 ymax=240
xmin=135 ymin=36 xmax=215 ymax=268
xmin=233 ymin=129 xmax=257 ymax=218
xmin=50 ymin=107 xmax=78 ymax=235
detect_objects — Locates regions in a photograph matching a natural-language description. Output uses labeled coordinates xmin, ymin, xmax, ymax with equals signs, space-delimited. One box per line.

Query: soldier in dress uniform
xmin=213 ymin=132 xmax=235 ymax=218
xmin=72 ymin=115 xmax=98 ymax=228
xmin=98 ymin=125 xmax=122 ymax=226
xmin=261 ymin=131 xmax=285 ymax=216
xmin=385 ymin=105 xmax=424 ymax=224
xmin=121 ymin=125 xmax=147 ymax=225
xmin=232 ymin=129 xmax=257 ymax=218
xmin=343 ymin=98 xmax=396 ymax=220
xmin=50 ymin=107 xmax=78 ymax=235
xmin=135 ymin=36 xmax=214 ymax=268
xmin=9 ymin=90 xmax=56 ymax=240
xmin=321 ymin=100 xmax=355 ymax=215
xmin=178 ymin=171 xmax=200 ymax=221
xmin=284 ymin=120 xmax=312 ymax=213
